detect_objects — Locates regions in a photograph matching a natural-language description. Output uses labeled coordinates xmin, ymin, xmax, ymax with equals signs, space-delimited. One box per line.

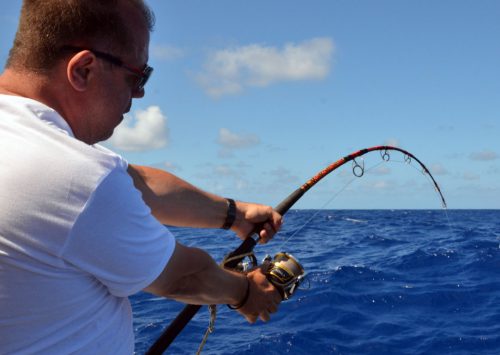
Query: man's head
xmin=7 ymin=0 xmax=154 ymax=73
xmin=3 ymin=0 xmax=155 ymax=144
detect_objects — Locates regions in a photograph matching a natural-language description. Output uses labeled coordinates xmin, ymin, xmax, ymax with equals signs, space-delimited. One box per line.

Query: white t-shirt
xmin=0 ymin=95 xmax=176 ymax=354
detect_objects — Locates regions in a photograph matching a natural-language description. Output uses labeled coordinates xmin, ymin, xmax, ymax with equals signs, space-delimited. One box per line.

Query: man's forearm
xmin=144 ymin=243 xmax=246 ymax=306
xmin=128 ymin=164 xmax=228 ymax=227
xmin=128 ymin=164 xmax=282 ymax=242
xmin=144 ymin=242 xmax=281 ymax=323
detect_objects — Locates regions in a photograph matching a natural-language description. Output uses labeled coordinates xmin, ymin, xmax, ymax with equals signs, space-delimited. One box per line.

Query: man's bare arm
xmin=127 ymin=164 xmax=227 ymax=227
xmin=144 ymin=242 xmax=281 ymax=322
xmin=127 ymin=164 xmax=282 ymax=242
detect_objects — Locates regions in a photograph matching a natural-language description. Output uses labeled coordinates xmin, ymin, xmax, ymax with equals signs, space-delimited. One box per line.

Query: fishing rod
xmin=146 ymin=145 xmax=447 ymax=354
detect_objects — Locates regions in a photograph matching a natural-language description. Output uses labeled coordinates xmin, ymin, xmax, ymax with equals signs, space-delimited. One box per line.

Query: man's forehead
xmin=116 ymin=1 xmax=150 ymax=61
xmin=117 ymin=0 xmax=150 ymax=28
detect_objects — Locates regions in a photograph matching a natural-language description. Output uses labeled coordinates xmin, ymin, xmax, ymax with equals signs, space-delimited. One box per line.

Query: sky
xmin=1 ymin=0 xmax=499 ymax=209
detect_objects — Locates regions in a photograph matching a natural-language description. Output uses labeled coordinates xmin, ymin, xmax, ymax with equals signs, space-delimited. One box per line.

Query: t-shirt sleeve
xmin=62 ymin=167 xmax=175 ymax=297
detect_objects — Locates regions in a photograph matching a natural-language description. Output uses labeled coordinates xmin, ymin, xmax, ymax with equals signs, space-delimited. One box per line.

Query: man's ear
xmin=66 ymin=51 xmax=97 ymax=92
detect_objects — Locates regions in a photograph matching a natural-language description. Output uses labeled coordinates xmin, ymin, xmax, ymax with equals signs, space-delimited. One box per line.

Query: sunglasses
xmin=61 ymin=45 xmax=153 ymax=91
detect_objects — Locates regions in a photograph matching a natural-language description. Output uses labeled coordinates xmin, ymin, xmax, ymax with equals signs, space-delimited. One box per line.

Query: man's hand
xmin=235 ymin=267 xmax=282 ymax=323
xmin=128 ymin=165 xmax=282 ymax=242
xmin=231 ymin=201 xmax=283 ymax=244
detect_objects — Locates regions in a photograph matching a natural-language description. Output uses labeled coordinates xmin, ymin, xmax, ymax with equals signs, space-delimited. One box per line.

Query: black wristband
xmin=227 ymin=277 xmax=251 ymax=310
xmin=221 ymin=198 xmax=236 ymax=230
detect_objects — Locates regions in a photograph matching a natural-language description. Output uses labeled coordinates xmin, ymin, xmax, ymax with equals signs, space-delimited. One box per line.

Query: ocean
xmin=131 ymin=209 xmax=500 ymax=354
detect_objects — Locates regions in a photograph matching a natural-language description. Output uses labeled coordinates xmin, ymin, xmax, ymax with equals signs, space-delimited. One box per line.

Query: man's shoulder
xmin=0 ymin=94 xmax=128 ymax=209
xmin=1 ymin=93 xmax=127 ymax=176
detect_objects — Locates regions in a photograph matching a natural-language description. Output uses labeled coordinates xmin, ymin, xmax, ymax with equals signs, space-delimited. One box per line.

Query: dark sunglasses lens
xmin=138 ymin=66 xmax=153 ymax=90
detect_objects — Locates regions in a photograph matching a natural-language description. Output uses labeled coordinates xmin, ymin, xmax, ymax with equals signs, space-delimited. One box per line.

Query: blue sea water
xmin=131 ymin=210 xmax=500 ymax=354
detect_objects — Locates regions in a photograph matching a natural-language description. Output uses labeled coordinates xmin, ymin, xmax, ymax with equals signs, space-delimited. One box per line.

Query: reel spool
xmin=263 ymin=252 xmax=305 ymax=300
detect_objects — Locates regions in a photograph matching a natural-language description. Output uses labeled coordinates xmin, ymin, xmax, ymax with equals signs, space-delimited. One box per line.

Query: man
xmin=0 ymin=0 xmax=282 ymax=353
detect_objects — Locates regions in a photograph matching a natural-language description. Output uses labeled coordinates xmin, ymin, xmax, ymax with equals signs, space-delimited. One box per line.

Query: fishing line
xmin=390 ymin=158 xmax=448 ymax=208
xmin=272 ymin=155 xmax=453 ymax=315
xmin=439 ymin=203 xmax=476 ymax=310
xmin=275 ymin=153 xmax=447 ymax=253
xmin=332 ymin=157 xmax=476 ymax=348
xmin=385 ymin=180 xmax=477 ymax=350
xmin=276 ymin=160 xmax=386 ymax=252
xmin=386 ymin=159 xmax=473 ymax=313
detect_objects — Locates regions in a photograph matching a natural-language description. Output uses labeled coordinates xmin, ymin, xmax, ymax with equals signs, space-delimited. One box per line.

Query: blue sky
xmin=2 ymin=1 xmax=499 ymax=209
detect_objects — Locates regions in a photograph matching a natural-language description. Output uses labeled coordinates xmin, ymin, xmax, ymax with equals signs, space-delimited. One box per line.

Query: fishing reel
xmin=225 ymin=251 xmax=306 ymax=300
xmin=262 ymin=252 xmax=306 ymax=300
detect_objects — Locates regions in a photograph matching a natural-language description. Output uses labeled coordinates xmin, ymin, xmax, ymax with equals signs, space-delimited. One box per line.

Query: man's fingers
xmin=259 ymin=310 xmax=270 ymax=322
xmin=273 ymin=292 xmax=282 ymax=304
xmin=258 ymin=222 xmax=276 ymax=244
xmin=268 ymin=302 xmax=279 ymax=314
xmin=273 ymin=212 xmax=283 ymax=230
xmin=245 ymin=314 xmax=258 ymax=323
xmin=238 ymin=266 xmax=283 ymax=323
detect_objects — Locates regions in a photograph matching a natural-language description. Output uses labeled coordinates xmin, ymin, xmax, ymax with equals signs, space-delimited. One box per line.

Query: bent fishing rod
xmin=146 ymin=145 xmax=447 ymax=354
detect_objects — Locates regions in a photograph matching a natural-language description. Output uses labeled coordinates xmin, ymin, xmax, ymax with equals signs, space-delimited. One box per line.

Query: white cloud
xmin=235 ymin=179 xmax=249 ymax=191
xmin=446 ymin=152 xmax=464 ymax=159
xmin=151 ymin=44 xmax=184 ymax=61
xmin=469 ymin=150 xmax=498 ymax=161
xmin=217 ymin=128 xmax=260 ymax=149
xmin=108 ymin=106 xmax=168 ymax=151
xmin=162 ymin=162 xmax=181 ymax=172
xmin=371 ymin=166 xmax=391 ymax=175
xmin=487 ymin=166 xmax=500 ymax=175
xmin=191 ymin=162 xmax=253 ymax=193
xmin=430 ymin=163 xmax=449 ymax=175
xmin=197 ymin=37 xmax=334 ymax=97
xmin=463 ymin=171 xmax=480 ymax=180
xmin=384 ymin=138 xmax=400 ymax=147
xmin=269 ymin=166 xmax=300 ymax=184
xmin=374 ymin=180 xmax=390 ymax=189
xmin=214 ymin=165 xmax=238 ymax=177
